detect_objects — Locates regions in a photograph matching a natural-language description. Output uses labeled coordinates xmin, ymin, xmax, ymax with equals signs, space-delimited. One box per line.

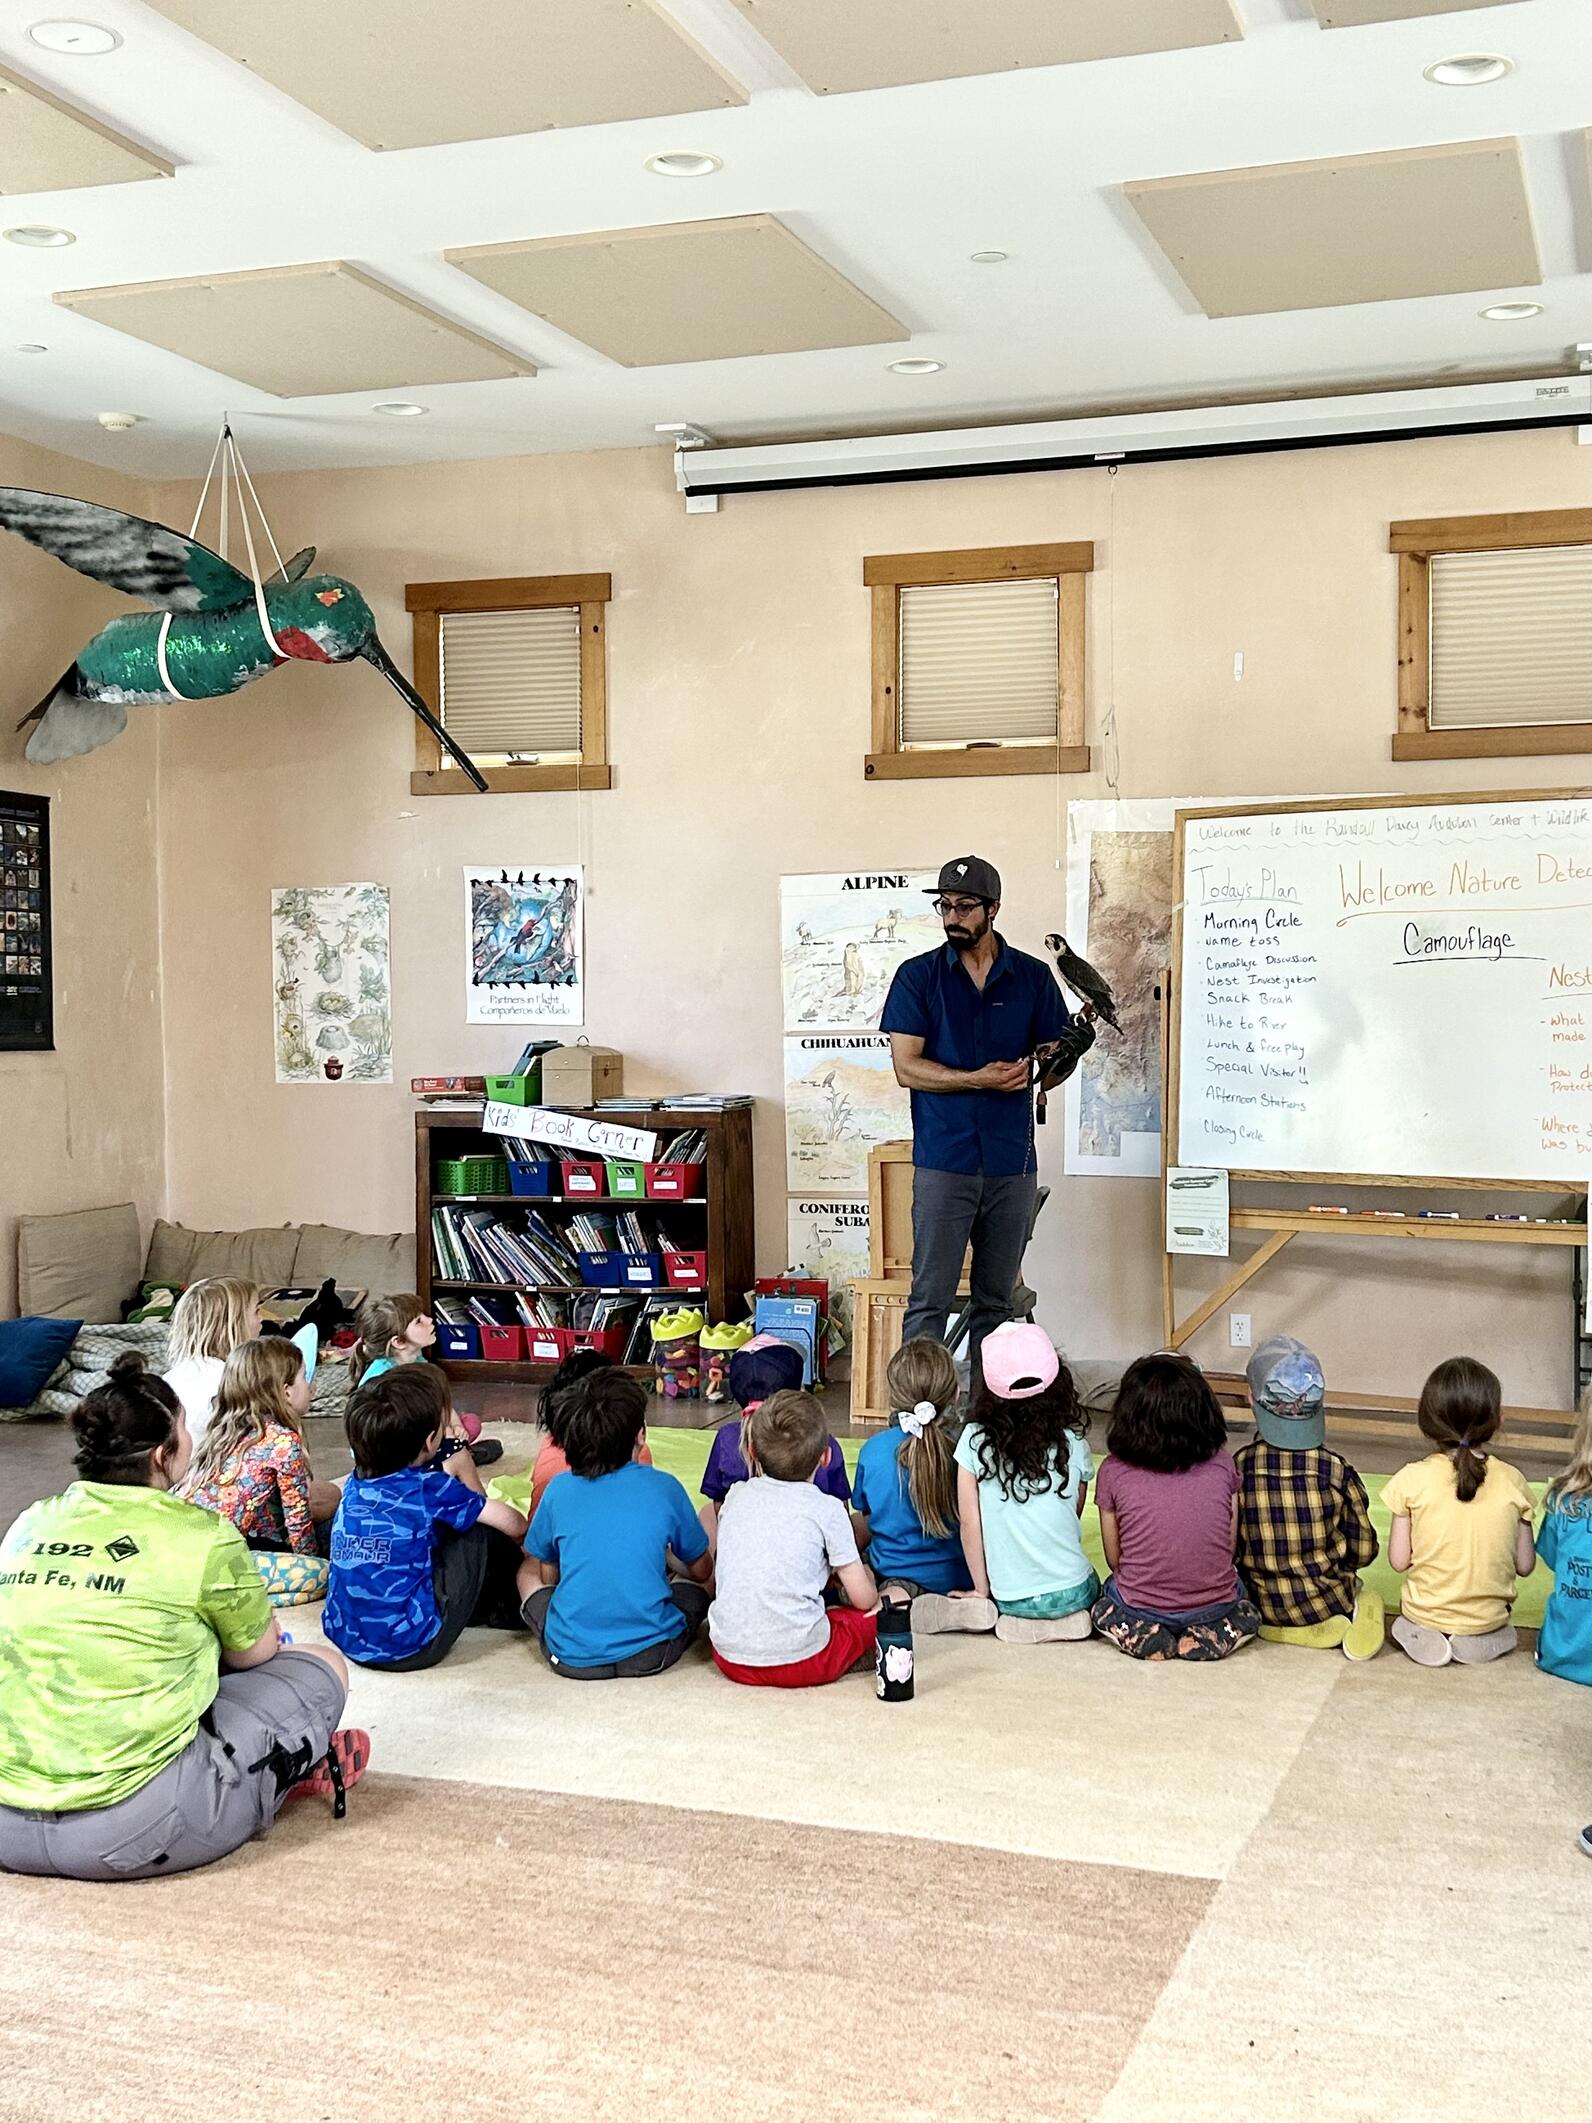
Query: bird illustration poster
xmin=783 ymin=1034 xmax=910 ymax=1195
xmin=779 ymin=870 xmax=938 ymax=1033
xmin=271 ymin=883 xmax=391 ymax=1085
xmin=465 ymin=866 xmax=584 ymax=1025
xmin=786 ymin=1198 xmax=872 ymax=1344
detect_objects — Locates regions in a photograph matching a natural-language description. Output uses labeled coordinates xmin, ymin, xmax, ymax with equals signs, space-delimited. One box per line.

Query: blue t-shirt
xmin=880 ymin=939 xmax=1070 ymax=1176
xmin=1537 ymin=1498 xmax=1592 ymax=1686
xmin=852 ymin=1426 xmax=971 ymax=1593
xmin=700 ymin=1419 xmax=852 ymax=1506
xmin=324 ymin=1467 xmax=484 ymax=1664
xmin=527 ymin=1461 xmax=709 ymax=1669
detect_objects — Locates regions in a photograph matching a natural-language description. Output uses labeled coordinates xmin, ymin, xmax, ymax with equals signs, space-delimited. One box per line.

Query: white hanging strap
xmin=230 ymin=435 xmax=287 ymax=580
xmin=225 ymin=433 xmax=288 ymax=660
xmin=188 ymin=423 xmax=228 ymax=540
xmin=154 ymin=611 xmax=189 ymax=699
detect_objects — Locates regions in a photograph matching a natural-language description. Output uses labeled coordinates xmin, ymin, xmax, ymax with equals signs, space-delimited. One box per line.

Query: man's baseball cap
xmin=981 ymin=1321 xmax=1060 ymax=1401
xmin=1245 ymin=1334 xmax=1326 ymax=1450
xmin=926 ymin=855 xmax=1001 ymax=903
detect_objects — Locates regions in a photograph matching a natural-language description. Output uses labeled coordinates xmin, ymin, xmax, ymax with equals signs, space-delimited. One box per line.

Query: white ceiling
xmin=0 ymin=0 xmax=1584 ymax=479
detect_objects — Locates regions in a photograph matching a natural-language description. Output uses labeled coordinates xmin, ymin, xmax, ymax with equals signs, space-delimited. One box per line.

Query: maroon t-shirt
xmin=1095 ymin=1449 xmax=1240 ymax=1615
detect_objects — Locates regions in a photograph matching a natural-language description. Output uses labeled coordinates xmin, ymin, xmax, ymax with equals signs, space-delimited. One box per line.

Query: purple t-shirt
xmin=1095 ymin=1450 xmax=1240 ymax=1616
xmin=700 ymin=1418 xmax=852 ymax=1506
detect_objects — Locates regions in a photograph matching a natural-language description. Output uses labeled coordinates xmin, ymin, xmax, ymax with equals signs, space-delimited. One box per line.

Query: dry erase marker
xmin=1308 ymin=1204 xmax=1349 ymax=1214
xmin=1417 ymin=1210 xmax=1460 ymax=1220
xmin=1486 ymin=1214 xmax=1527 ymax=1222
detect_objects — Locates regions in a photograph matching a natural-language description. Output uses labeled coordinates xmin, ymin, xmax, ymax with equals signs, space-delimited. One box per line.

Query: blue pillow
xmin=0 ymin=1316 xmax=82 ymax=1407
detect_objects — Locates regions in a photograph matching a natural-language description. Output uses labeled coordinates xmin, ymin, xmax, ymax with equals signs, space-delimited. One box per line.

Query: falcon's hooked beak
xmin=361 ymin=633 xmax=488 ymax=793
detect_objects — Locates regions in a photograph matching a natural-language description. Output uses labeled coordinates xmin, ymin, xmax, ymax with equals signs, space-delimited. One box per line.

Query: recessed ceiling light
xmin=888 ymin=358 xmax=945 ymax=376
xmin=373 ymin=401 xmax=428 ymax=417
xmin=27 ymin=20 xmax=122 ymax=54
xmin=644 ymin=151 xmax=721 ymax=178
xmin=970 ymin=250 xmax=1009 ymax=265
xmin=1423 ymin=52 xmax=1512 ymax=87
xmin=4 ymin=224 xmax=74 ymax=247
xmin=1480 ymin=301 xmax=1543 ymax=321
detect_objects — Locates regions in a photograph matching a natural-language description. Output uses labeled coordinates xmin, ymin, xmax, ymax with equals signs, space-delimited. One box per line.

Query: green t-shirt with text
xmin=0 ymin=1482 xmax=270 ymax=1812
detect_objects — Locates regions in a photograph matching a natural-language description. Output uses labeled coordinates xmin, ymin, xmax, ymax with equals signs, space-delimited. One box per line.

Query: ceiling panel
xmin=447 ymin=215 xmax=909 ymax=366
xmin=142 ymin=0 xmax=747 ymax=151
xmin=55 ymin=262 xmax=535 ymax=396
xmin=726 ymin=0 xmax=1241 ymax=93
xmin=1125 ymin=138 xmax=1541 ymax=317
xmin=0 ymin=62 xmax=170 ymax=192
xmin=1311 ymin=0 xmax=1528 ymax=25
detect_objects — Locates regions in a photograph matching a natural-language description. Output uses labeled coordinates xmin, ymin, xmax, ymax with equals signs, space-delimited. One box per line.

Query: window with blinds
xmin=897 ymin=577 xmax=1060 ymax=747
xmin=1429 ymin=545 xmax=1592 ymax=730
xmin=438 ymin=604 xmax=582 ymax=760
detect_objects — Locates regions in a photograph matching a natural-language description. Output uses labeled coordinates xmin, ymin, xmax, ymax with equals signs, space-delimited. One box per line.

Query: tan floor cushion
xmin=16 ymin=1203 xmax=142 ymax=1323
xmin=144 ymin=1219 xmax=300 ymax=1288
xmin=291 ymin=1225 xmax=414 ymax=1292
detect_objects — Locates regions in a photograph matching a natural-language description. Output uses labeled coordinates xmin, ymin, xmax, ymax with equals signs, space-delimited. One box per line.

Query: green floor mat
xmin=499 ymin=1430 xmax=1554 ymax=1631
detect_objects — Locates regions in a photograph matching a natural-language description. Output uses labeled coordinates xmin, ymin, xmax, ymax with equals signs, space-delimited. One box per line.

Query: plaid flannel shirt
xmin=1233 ymin=1440 xmax=1377 ymax=1628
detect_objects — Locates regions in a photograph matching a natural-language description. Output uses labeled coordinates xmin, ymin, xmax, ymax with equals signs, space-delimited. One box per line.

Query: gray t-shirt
xmin=708 ymin=1476 xmax=860 ymax=1667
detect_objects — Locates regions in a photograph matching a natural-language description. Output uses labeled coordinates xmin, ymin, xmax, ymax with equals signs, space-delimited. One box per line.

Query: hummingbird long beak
xmin=362 ymin=633 xmax=488 ymax=793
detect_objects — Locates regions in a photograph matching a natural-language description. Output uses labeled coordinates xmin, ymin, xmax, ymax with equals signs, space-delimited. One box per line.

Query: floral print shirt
xmin=185 ymin=1423 xmax=322 ymax=1555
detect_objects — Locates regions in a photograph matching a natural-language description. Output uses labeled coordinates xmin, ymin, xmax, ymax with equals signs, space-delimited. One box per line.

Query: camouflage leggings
xmin=1091 ymin=1577 xmax=1260 ymax=1663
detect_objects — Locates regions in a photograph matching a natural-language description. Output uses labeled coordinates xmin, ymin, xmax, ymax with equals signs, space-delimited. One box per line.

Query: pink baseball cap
xmin=981 ymin=1321 xmax=1059 ymax=1400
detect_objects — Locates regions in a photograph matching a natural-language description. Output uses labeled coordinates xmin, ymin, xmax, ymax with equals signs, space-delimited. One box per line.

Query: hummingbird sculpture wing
xmin=0 ymin=488 xmax=255 ymax=611
xmin=267 ymin=545 xmax=316 ymax=585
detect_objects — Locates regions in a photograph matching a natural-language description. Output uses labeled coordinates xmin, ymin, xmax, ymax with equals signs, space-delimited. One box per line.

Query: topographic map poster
xmin=1062 ymin=799 xmax=1279 ymax=1177
xmin=780 ymin=869 xmax=938 ymax=1032
xmin=784 ymin=1033 xmax=911 ymax=1195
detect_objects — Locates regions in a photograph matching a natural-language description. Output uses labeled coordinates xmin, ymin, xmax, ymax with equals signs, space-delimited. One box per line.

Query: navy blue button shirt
xmin=880 ymin=938 xmax=1071 ymax=1176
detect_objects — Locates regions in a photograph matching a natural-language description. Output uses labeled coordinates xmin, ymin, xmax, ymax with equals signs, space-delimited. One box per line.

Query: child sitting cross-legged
xmin=349 ymin=1293 xmax=500 ymax=1466
xmin=1092 ymin=1352 xmax=1260 ymax=1662
xmin=698 ymin=1337 xmax=850 ymax=1549
xmin=181 ymin=1335 xmax=341 ymax=1606
xmin=519 ymin=1369 xmax=711 ymax=1679
xmin=709 ymin=1389 xmax=878 ymax=1688
xmin=850 ymin=1336 xmax=973 ymax=1619
xmin=529 ymin=1348 xmax=654 ymax=1520
xmin=933 ymin=1320 xmax=1097 ymax=1644
xmin=1234 ymin=1336 xmax=1384 ymax=1660
xmin=1383 ymin=1356 xmax=1536 ymax=1667
xmin=324 ymin=1364 xmax=527 ymax=1672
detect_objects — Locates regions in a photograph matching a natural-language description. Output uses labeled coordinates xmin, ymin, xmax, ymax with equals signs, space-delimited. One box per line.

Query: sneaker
xmin=911 ymin=1593 xmax=997 ymax=1635
xmin=1342 ymin=1587 xmax=1386 ymax=1661
xmin=286 ymin=1728 xmax=371 ymax=1819
xmin=1391 ymin=1615 xmax=1453 ymax=1667
xmin=995 ymin=1610 xmax=1093 ymax=1644
xmin=470 ymin=1438 xmax=505 ymax=1468
xmin=1577 ymin=1825 xmax=1592 ymax=1859
xmin=1449 ymin=1623 xmax=1518 ymax=1664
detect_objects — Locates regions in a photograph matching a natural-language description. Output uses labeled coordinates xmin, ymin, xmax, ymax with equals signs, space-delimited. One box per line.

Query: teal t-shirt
xmin=953 ymin=1424 xmax=1094 ymax=1604
xmin=1537 ymin=1498 xmax=1592 ymax=1685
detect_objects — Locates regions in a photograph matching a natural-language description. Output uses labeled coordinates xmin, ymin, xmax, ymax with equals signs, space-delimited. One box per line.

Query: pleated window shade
xmin=898 ymin=577 xmax=1060 ymax=747
xmin=438 ymin=605 xmax=582 ymax=758
xmin=1429 ymin=546 xmax=1592 ymax=730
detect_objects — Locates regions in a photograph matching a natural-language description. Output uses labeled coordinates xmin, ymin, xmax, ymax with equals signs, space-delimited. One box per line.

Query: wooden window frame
xmin=1391 ymin=509 xmax=1592 ymax=764
xmin=862 ymin=542 xmax=1093 ymax=781
xmin=405 ymin=573 xmax=613 ymax=795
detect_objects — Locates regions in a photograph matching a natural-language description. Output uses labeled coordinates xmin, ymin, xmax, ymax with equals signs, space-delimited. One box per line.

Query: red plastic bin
xmin=646 ymin=1163 xmax=704 ymax=1200
xmin=478 ymin=1323 xmax=523 ymax=1361
xmin=560 ymin=1326 xmax=629 ymax=1361
xmin=524 ymin=1325 xmax=563 ymax=1364
xmin=664 ymin=1250 xmax=708 ymax=1289
xmin=561 ymin=1161 xmax=607 ymax=1198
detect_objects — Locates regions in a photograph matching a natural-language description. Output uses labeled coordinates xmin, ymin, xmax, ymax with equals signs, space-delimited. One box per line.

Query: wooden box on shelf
xmin=416 ymin=1101 xmax=755 ymax=1386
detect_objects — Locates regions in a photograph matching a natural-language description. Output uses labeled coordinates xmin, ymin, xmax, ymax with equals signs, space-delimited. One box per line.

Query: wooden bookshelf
xmin=415 ymin=1102 xmax=755 ymax=1384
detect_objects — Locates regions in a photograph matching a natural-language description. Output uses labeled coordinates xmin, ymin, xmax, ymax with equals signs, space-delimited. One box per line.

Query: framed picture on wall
xmin=0 ymin=790 xmax=51 ymax=1052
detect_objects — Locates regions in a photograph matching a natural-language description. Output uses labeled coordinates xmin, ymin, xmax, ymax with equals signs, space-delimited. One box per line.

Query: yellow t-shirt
xmin=1382 ymin=1453 xmax=1535 ymax=1635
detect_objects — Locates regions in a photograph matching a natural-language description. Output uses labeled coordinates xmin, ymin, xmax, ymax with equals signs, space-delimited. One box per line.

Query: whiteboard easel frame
xmin=1168 ymin=784 xmax=1592 ymax=1192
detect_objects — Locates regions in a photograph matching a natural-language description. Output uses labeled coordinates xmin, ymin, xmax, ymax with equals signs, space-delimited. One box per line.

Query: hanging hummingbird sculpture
xmin=0 ymin=487 xmax=487 ymax=789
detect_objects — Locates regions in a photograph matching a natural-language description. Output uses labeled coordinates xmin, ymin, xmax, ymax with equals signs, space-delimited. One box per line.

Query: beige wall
xmin=140 ymin=424 xmax=1590 ymax=1405
xmin=0 ymin=436 xmax=165 ymax=1314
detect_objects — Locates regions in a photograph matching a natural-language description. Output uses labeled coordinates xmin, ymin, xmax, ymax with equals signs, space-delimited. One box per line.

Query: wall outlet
xmin=1230 ymin=1312 xmax=1252 ymax=1349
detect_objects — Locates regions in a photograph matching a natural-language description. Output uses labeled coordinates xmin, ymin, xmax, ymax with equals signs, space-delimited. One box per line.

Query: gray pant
xmin=523 ymin=1580 xmax=710 ymax=1679
xmin=0 ymin=1650 xmax=345 ymax=1883
xmin=904 ymin=1166 xmax=1038 ymax=1377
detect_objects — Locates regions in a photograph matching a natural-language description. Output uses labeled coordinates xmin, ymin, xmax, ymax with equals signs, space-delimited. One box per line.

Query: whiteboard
xmin=1173 ymin=791 xmax=1592 ymax=1183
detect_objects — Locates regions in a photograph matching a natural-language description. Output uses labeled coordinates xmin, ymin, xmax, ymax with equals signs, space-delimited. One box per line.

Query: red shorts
xmin=712 ymin=1605 xmax=877 ymax=1689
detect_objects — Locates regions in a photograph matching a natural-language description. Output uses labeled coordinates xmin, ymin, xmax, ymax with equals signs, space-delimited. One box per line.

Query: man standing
xmin=881 ymin=856 xmax=1072 ymax=1373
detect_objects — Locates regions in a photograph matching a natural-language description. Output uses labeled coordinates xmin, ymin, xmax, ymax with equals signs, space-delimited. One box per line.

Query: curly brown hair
xmin=969 ymin=1360 xmax=1087 ymax=1503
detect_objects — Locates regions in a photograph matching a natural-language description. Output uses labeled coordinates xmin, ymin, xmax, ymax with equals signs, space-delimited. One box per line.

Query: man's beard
xmin=945 ymin=926 xmax=979 ymax=953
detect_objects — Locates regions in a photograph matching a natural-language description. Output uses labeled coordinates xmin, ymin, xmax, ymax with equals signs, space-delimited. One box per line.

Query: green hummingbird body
xmin=75 ymin=576 xmax=375 ymax=705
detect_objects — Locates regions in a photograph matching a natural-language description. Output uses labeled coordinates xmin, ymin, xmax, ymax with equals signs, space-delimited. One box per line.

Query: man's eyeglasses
xmin=933 ymin=897 xmax=988 ymax=918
